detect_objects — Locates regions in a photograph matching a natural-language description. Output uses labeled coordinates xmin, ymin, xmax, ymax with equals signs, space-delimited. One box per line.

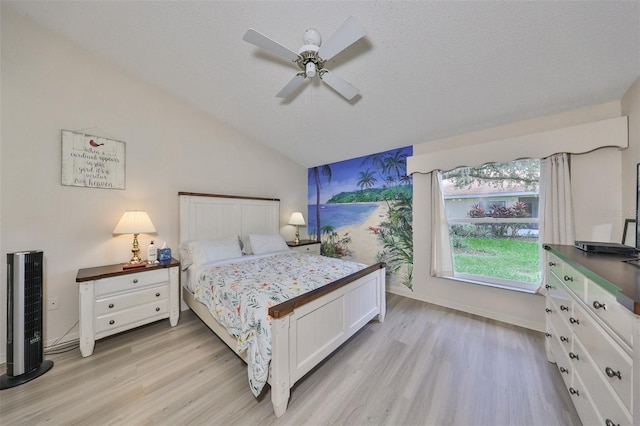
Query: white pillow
xmin=249 ymin=234 xmax=290 ymax=255
xmin=188 ymin=235 xmax=243 ymax=266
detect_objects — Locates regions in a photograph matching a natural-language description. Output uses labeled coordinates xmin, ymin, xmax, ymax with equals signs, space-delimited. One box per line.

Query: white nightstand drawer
xmin=95 ymin=269 xmax=168 ymax=296
xmin=96 ymin=299 xmax=169 ymax=333
xmin=95 ymin=284 xmax=169 ymax=316
xmin=290 ymin=244 xmax=320 ymax=255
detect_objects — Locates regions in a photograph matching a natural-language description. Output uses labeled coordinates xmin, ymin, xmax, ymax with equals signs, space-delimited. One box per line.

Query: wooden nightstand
xmin=76 ymin=258 xmax=180 ymax=357
xmin=287 ymin=240 xmax=321 ymax=255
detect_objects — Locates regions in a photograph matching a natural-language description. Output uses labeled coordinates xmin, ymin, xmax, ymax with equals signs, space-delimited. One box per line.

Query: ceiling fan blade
xmin=318 ymin=16 xmax=366 ymax=61
xmin=320 ymin=70 xmax=359 ymax=101
xmin=243 ymin=29 xmax=300 ymax=62
xmin=277 ymin=74 xmax=307 ymax=99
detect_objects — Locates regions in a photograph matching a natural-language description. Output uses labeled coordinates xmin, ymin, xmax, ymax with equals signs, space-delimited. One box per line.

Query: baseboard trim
xmin=386 ymin=286 xmax=545 ymax=332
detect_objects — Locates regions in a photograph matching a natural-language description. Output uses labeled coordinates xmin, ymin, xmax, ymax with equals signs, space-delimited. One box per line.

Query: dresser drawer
xmin=547 ymin=274 xmax=572 ymax=310
xmin=96 ymin=299 xmax=169 ymax=333
xmin=557 ymin=261 xmax=586 ymax=301
xmin=548 ymin=321 xmax=572 ymax=388
xmin=570 ymin=303 xmax=632 ymax=410
xmin=548 ymin=298 xmax=573 ymax=348
xmin=95 ymin=269 xmax=168 ymax=296
xmin=546 ymin=253 xmax=564 ymax=283
xmin=570 ymin=370 xmax=601 ymax=426
xmin=95 ymin=284 xmax=169 ymax=316
xmin=586 ymin=279 xmax=633 ymax=346
xmin=571 ymin=338 xmax=632 ymax=425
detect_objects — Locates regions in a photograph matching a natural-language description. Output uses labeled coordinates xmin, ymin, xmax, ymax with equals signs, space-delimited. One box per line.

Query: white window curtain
xmin=431 ymin=170 xmax=454 ymax=277
xmin=538 ymin=153 xmax=575 ymax=293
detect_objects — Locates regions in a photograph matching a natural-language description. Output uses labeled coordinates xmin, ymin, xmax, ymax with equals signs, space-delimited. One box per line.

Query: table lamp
xmin=288 ymin=212 xmax=306 ymax=245
xmin=113 ymin=210 xmax=156 ymax=267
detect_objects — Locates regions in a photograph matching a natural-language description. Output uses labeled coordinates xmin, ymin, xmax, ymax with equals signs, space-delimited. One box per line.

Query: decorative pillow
xmin=249 ymin=234 xmax=290 ymax=255
xmin=187 ymin=235 xmax=243 ymax=267
xmin=240 ymin=236 xmax=253 ymax=255
xmin=178 ymin=240 xmax=195 ymax=271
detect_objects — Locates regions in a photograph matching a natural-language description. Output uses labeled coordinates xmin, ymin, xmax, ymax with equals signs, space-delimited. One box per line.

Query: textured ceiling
xmin=5 ymin=1 xmax=640 ymax=168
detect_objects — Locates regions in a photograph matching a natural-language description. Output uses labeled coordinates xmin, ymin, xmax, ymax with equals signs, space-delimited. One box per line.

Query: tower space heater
xmin=1 ymin=251 xmax=53 ymax=390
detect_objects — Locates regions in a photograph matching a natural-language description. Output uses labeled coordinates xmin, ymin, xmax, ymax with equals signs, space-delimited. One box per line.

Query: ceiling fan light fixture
xmin=305 ymin=62 xmax=317 ymax=78
xmin=303 ymin=28 xmax=321 ymax=47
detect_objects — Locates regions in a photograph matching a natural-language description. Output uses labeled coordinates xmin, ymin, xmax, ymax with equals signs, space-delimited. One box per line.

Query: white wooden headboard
xmin=179 ymin=192 xmax=280 ymax=243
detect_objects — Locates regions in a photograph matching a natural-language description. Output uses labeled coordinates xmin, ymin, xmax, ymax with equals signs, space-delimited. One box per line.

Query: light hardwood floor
xmin=1 ymin=293 xmax=581 ymax=425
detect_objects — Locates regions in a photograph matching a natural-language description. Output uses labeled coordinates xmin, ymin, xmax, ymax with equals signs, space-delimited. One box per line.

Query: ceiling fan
xmin=243 ymin=16 xmax=366 ymax=101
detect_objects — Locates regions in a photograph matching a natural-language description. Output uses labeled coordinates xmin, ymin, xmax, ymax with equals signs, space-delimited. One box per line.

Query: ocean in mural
xmin=307 ymin=203 xmax=379 ymax=233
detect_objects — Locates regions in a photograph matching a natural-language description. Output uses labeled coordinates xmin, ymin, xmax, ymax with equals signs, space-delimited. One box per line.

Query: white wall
xmin=393 ymin=97 xmax=636 ymax=332
xmin=0 ymin=8 xmax=307 ymax=361
xmin=621 ymin=78 xmax=640 ymax=223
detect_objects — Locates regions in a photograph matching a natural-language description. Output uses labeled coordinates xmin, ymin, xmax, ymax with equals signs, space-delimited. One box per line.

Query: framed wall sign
xmin=61 ymin=130 xmax=126 ymax=189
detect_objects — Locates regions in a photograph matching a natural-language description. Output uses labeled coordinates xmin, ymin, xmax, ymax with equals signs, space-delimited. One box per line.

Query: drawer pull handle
xmin=548 ymin=261 xmax=557 ymax=266
xmin=156 ymin=292 xmax=161 ymax=297
xmin=108 ymin=303 xmax=114 ymax=309
xmin=109 ymin=320 xmax=115 ymax=325
xmin=559 ymin=366 xmax=569 ymax=374
xmin=133 ymin=279 xmax=139 ymax=284
xmin=545 ymin=308 xmax=552 ymax=313
xmin=605 ymin=419 xmax=619 ymax=426
xmin=563 ymin=275 xmax=574 ymax=282
xmin=605 ymin=367 xmax=621 ymax=380
xmin=592 ymin=300 xmax=606 ymax=310
xmin=155 ymin=307 xmax=160 ymax=312
xmin=560 ymin=305 xmax=569 ymax=311
xmin=544 ymin=333 xmax=551 ymax=338
xmin=560 ymin=336 xmax=569 ymax=343
xmin=569 ymin=352 xmax=579 ymax=360
xmin=569 ymin=387 xmax=579 ymax=396
xmin=569 ymin=317 xmax=579 ymax=325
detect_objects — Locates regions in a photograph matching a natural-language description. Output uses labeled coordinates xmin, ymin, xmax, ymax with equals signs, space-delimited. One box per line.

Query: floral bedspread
xmin=191 ymin=251 xmax=368 ymax=396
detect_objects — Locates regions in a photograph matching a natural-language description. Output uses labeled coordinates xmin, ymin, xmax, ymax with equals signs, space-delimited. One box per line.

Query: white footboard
xmin=269 ymin=264 xmax=386 ymax=417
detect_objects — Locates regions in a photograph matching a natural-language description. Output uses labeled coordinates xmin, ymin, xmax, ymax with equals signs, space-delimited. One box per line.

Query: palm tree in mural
xmin=361 ymin=152 xmax=386 ymax=188
xmin=357 ymin=169 xmax=377 ymax=196
xmin=309 ymin=165 xmax=332 ymax=242
xmin=383 ymin=149 xmax=409 ymax=191
xmin=399 ymin=173 xmax=412 ymax=187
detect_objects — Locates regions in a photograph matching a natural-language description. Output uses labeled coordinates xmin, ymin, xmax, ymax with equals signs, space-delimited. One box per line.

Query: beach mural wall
xmin=307 ymin=146 xmax=414 ymax=289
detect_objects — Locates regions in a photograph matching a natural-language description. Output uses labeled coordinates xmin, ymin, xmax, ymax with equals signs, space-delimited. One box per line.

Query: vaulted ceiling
xmin=5 ymin=1 xmax=639 ymax=168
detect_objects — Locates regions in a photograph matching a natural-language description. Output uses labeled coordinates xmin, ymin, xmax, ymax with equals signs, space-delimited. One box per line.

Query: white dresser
xmin=287 ymin=240 xmax=321 ymax=255
xmin=544 ymin=245 xmax=639 ymax=426
xmin=76 ymin=258 xmax=180 ymax=357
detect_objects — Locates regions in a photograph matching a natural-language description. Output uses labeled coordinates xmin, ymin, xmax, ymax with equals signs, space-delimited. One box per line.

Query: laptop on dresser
xmin=574 ymin=240 xmax=637 ymax=255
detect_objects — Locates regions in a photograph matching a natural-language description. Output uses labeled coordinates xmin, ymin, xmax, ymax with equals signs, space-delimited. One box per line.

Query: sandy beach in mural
xmin=336 ymin=202 xmax=388 ymax=266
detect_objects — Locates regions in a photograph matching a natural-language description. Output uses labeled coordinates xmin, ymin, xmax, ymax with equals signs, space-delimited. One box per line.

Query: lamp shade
xmin=113 ymin=210 xmax=156 ymax=235
xmin=288 ymin=212 xmax=306 ymax=226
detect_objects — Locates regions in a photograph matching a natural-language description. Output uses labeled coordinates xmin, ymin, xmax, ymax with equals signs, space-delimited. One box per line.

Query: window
xmin=441 ymin=159 xmax=541 ymax=292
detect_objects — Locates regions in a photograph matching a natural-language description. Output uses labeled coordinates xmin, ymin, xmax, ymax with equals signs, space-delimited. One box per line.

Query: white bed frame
xmin=179 ymin=192 xmax=386 ymax=417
